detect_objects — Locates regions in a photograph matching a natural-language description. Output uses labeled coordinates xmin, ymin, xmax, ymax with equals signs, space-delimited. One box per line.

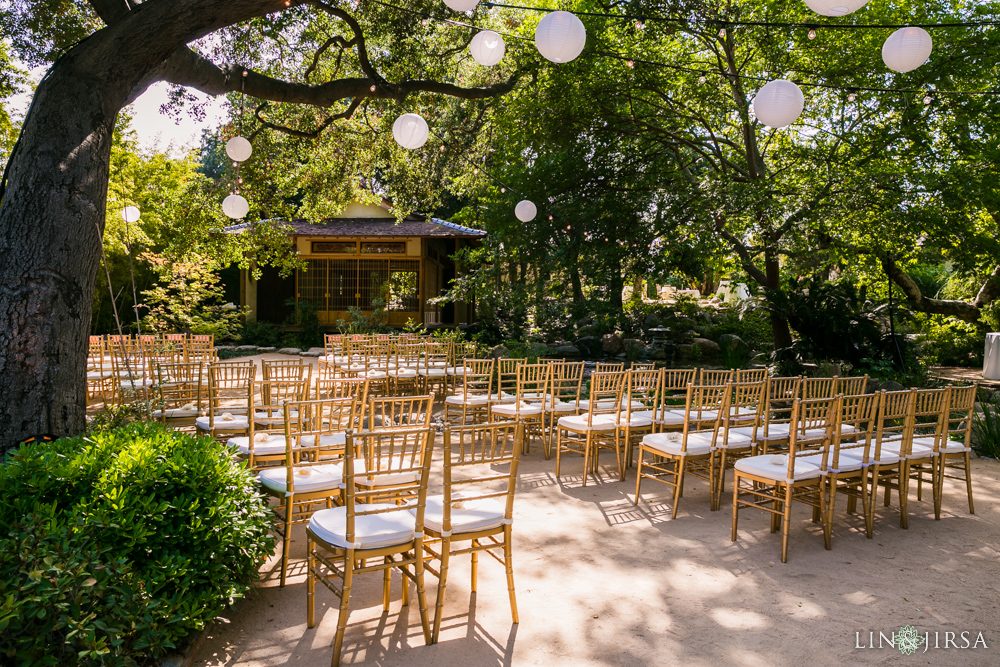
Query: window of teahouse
xmin=311 ymin=241 xmax=357 ymax=254
xmin=360 ymin=241 xmax=407 ymax=254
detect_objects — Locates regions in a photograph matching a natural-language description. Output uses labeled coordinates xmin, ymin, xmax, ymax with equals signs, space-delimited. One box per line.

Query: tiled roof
xmin=225 ymin=217 xmax=486 ymax=238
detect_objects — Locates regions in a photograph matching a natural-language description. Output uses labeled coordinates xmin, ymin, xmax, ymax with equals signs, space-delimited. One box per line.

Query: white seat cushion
xmin=259 ymin=463 xmax=344 ymax=494
xmin=758 ymin=423 xmax=791 ymax=440
xmin=388 ymin=369 xmax=418 ymax=378
xmin=196 ymin=414 xmax=249 ymax=431
xmin=734 ymin=454 xmax=821 ymax=482
xmin=299 ymin=432 xmax=347 ymax=448
xmin=254 ymin=410 xmax=299 ymax=422
xmin=87 ymin=371 xmax=112 ymax=380
xmin=118 ymin=379 xmax=153 ymax=390
xmin=445 ymin=366 xmax=463 ymax=376
xmin=548 ymin=401 xmax=580 ymax=413
xmin=641 ymin=431 xmax=712 ymax=456
xmin=557 ymin=414 xmax=618 ymax=431
xmin=310 ymin=503 xmax=416 ymax=550
xmin=878 ymin=438 xmax=934 ymax=460
xmin=800 ymin=452 xmax=863 ymax=472
xmin=940 ymin=438 xmax=971 ymax=454
xmin=668 ymin=407 xmax=757 ymax=421
xmin=618 ymin=412 xmax=654 ymax=428
xmin=151 ymin=407 xmax=200 ymax=419
xmin=361 ymin=370 xmax=389 ymax=379
xmin=445 ymin=394 xmax=491 ymax=407
xmin=418 ymin=368 xmax=447 ymax=377
xmin=491 ymin=402 xmax=543 ymax=417
xmin=229 ymin=435 xmax=289 ymax=455
xmin=840 ymin=447 xmax=901 ymax=466
xmin=415 ymin=495 xmax=506 ymax=535
xmin=489 ymin=392 xmax=517 ymax=404
xmin=714 ymin=429 xmax=754 ymax=449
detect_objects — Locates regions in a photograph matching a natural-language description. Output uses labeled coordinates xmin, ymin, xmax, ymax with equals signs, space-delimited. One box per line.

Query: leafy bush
xmin=140 ymin=253 xmax=244 ymax=339
xmin=284 ymin=298 xmax=324 ymax=348
xmin=973 ymin=397 xmax=1000 ymax=459
xmin=239 ymin=320 xmax=280 ymax=347
xmin=708 ymin=305 xmax=773 ymax=352
xmin=0 ymin=424 xmax=274 ymax=664
xmin=918 ymin=315 xmax=983 ymax=367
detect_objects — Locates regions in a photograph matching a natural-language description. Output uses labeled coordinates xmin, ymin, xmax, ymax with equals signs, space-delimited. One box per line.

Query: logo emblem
xmin=896 ymin=625 xmax=926 ymax=655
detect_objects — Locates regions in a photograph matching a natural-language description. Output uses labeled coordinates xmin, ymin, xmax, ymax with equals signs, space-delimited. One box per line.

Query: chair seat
xmin=415 ymin=495 xmax=506 ymax=535
xmin=196 ymin=414 xmax=250 ymax=431
xmin=940 ymin=438 xmax=971 ymax=454
xmin=299 ymin=432 xmax=347 ymax=448
xmin=713 ymin=429 xmax=755 ymax=449
xmin=557 ymin=414 xmax=618 ymax=431
xmin=734 ymin=454 xmax=821 ymax=482
xmin=492 ymin=402 xmax=544 ymax=417
xmin=445 ymin=366 xmax=464 ymax=376
xmin=418 ymin=368 xmax=447 ymax=377
xmin=388 ymin=369 xmax=418 ymax=378
xmin=618 ymin=412 xmax=654 ymax=428
xmin=757 ymin=423 xmax=791 ymax=441
xmin=310 ymin=503 xmax=415 ymax=550
xmin=878 ymin=438 xmax=934 ymax=460
xmin=119 ymin=379 xmax=153 ymax=390
xmin=668 ymin=407 xmax=757 ymax=422
xmin=489 ymin=393 xmax=517 ymax=404
xmin=840 ymin=448 xmax=901 ymax=466
xmin=800 ymin=452 xmax=864 ymax=472
xmin=579 ymin=399 xmax=644 ymax=411
xmin=254 ymin=410 xmax=299 ymax=422
xmin=360 ymin=370 xmax=389 ymax=379
xmin=548 ymin=401 xmax=580 ymax=413
xmin=151 ymin=407 xmax=200 ymax=419
xmin=87 ymin=371 xmax=112 ymax=380
xmin=641 ymin=431 xmax=712 ymax=456
xmin=445 ymin=394 xmax=491 ymax=407
xmin=229 ymin=435 xmax=289 ymax=455
xmin=259 ymin=463 xmax=344 ymax=494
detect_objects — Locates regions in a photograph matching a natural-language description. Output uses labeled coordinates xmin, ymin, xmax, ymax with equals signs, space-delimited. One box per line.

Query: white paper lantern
xmin=803 ymin=0 xmax=869 ymax=16
xmin=534 ymin=11 xmax=586 ymax=64
xmin=442 ymin=0 xmax=478 ymax=10
xmin=121 ymin=206 xmax=141 ymax=223
xmin=882 ymin=27 xmax=933 ymax=73
xmin=225 ymin=136 xmax=252 ymax=162
xmin=392 ymin=113 xmax=429 ymax=149
xmin=752 ymin=79 xmax=805 ymax=128
xmin=222 ymin=194 xmax=249 ymax=219
xmin=470 ymin=30 xmax=506 ymax=67
xmin=515 ymin=200 xmax=537 ymax=222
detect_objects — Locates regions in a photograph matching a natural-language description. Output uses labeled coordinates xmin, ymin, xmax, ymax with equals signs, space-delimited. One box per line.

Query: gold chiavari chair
xmin=316 ymin=376 xmax=368 ymax=405
xmin=712 ymin=380 xmax=767 ymax=510
xmin=634 ymin=383 xmax=733 ymax=517
xmin=388 ymin=340 xmax=422 ymax=395
xmin=699 ymin=368 xmax=734 ymax=385
xmin=87 ymin=336 xmax=114 ymax=405
xmin=630 ymin=362 xmax=656 ymax=371
xmin=165 ymin=333 xmax=187 ymax=344
xmin=863 ymin=390 xmax=911 ymax=536
xmin=595 ymin=362 xmax=625 ymax=373
xmin=260 ymin=397 xmax=360 ymax=587
xmin=358 ymin=339 xmax=391 ymax=396
xmin=619 ymin=368 xmax=661 ymax=470
xmin=110 ymin=337 xmax=152 ymax=403
xmin=645 ymin=369 xmax=699 ymax=432
xmin=445 ymin=340 xmax=478 ymax=393
xmin=367 ymin=394 xmax=434 ymax=431
xmin=150 ymin=361 xmax=204 ymax=429
xmin=241 ymin=379 xmax=310 ymax=469
xmin=935 ymin=385 xmax=977 ymax=517
xmin=444 ymin=359 xmax=495 ymax=426
xmin=197 ymin=360 xmax=255 ymax=441
xmin=489 ymin=363 xmax=550 ymax=453
xmin=263 ymin=358 xmax=312 ymax=382
xmin=811 ymin=392 xmax=878 ymax=540
xmin=893 ymin=387 xmax=949 ymax=529
xmin=421 ymin=422 xmax=522 ymax=644
xmin=735 ymin=368 xmax=768 ymax=383
xmin=732 ymin=396 xmax=840 ymax=562
xmin=555 ymin=371 xmax=625 ymax=485
xmin=494 ymin=358 xmax=525 ymax=404
xmin=541 ymin=361 xmax=585 ymax=458
xmin=191 ymin=333 xmax=214 ymax=345
xmin=835 ymin=375 xmax=869 ymax=396
xmin=184 ymin=336 xmax=217 ymax=365
xmin=801 ymin=376 xmax=837 ymax=400
xmin=319 ymin=334 xmax=347 ymax=376
xmin=306 ymin=426 xmax=435 ymax=667
xmin=418 ymin=341 xmax=450 ymax=395
xmin=754 ymin=376 xmax=803 ymax=453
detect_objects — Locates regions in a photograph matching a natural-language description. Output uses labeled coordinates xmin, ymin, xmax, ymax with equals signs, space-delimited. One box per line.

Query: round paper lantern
xmin=803 ymin=0 xmax=869 ymax=16
xmin=752 ymin=79 xmax=805 ymax=128
xmin=225 ymin=136 xmax=252 ymax=162
xmin=515 ymin=200 xmax=537 ymax=222
xmin=392 ymin=113 xmax=429 ymax=149
xmin=470 ymin=30 xmax=506 ymax=67
xmin=222 ymin=194 xmax=249 ymax=219
xmin=121 ymin=206 xmax=141 ymax=223
xmin=442 ymin=0 xmax=478 ymax=10
xmin=882 ymin=27 xmax=933 ymax=73
xmin=534 ymin=11 xmax=586 ymax=64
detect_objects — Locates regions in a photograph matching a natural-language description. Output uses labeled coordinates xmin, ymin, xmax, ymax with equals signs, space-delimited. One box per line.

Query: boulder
xmin=602 ymin=333 xmax=624 ymax=355
xmin=576 ymin=323 xmax=605 ymax=339
xmin=300 ymin=347 xmax=324 ymax=357
xmin=574 ymin=336 xmax=602 ymax=357
xmin=215 ymin=345 xmax=236 ymax=351
xmin=528 ymin=342 xmax=551 ymax=358
xmin=623 ymin=338 xmax=645 ymax=357
xmin=553 ymin=344 xmax=581 ymax=358
xmin=235 ymin=345 xmax=258 ymax=351
xmin=491 ymin=345 xmax=511 ymax=359
xmin=576 ymin=315 xmax=595 ymax=328
xmin=257 ymin=346 xmax=277 ymax=352
xmin=278 ymin=347 xmax=303 ymax=355
xmin=692 ymin=337 xmax=721 ymax=356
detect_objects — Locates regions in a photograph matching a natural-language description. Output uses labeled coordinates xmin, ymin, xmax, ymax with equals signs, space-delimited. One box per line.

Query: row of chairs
xmin=86 ymin=334 xmax=216 ymax=404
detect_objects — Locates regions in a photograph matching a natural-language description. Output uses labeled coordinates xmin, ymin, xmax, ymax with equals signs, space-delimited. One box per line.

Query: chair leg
xmin=899 ymin=461 xmax=911 ymax=529
xmin=401 ymin=563 xmax=410 ymax=607
xmin=633 ymin=448 xmax=644 ymax=505
xmin=471 ymin=540 xmax=479 ymax=592
xmin=306 ymin=535 xmax=316 ymax=628
xmin=280 ymin=497 xmax=293 ymax=587
xmin=432 ymin=540 xmax=451 ymax=644
xmin=555 ymin=429 xmax=563 ymax=478
xmin=413 ymin=544 xmax=432 ymax=646
xmin=780 ymin=484 xmax=794 ymax=563
xmin=822 ymin=479 xmax=832 ymax=551
xmin=964 ymin=452 xmax=975 ymax=514
xmin=581 ymin=432 xmax=592 ymax=487
xmin=383 ymin=557 xmax=392 ymax=611
xmin=503 ymin=525 xmax=518 ymax=624
xmin=331 ymin=557 xmax=354 ymax=667
xmin=670 ymin=458 xmax=684 ymax=519
xmin=731 ymin=473 xmax=740 ymax=542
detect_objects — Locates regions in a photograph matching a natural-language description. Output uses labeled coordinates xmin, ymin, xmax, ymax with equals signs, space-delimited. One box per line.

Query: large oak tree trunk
xmin=764 ymin=249 xmax=793 ymax=349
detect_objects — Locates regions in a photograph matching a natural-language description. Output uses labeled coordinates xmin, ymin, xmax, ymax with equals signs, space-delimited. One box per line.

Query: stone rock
xmin=257 ymin=346 xmax=277 ymax=352
xmin=235 ymin=345 xmax=258 ymax=351
xmin=574 ymin=336 xmax=601 ymax=357
xmin=576 ymin=323 xmax=605 ymax=339
xmin=623 ymin=338 xmax=644 ymax=357
xmin=491 ymin=345 xmax=510 ymax=359
xmin=215 ymin=345 xmax=235 ymax=351
xmin=692 ymin=337 xmax=721 ymax=356
xmin=300 ymin=349 xmax=323 ymax=357
xmin=677 ymin=344 xmax=697 ymax=359
xmin=576 ymin=315 xmax=595 ymax=328
xmin=602 ymin=333 xmax=624 ymax=355
xmin=528 ymin=342 xmax=551 ymax=358
xmin=644 ymin=312 xmax=660 ymax=330
xmin=553 ymin=344 xmax=581 ymax=358
xmin=278 ymin=347 xmax=303 ymax=355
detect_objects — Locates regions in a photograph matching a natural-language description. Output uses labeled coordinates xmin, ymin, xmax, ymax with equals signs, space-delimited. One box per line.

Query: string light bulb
xmin=923 ymin=95 xmax=932 ymax=105
xmin=626 ymin=59 xmax=634 ymax=68
xmin=501 ymin=187 xmax=506 ymax=193
xmin=848 ymin=92 xmax=856 ymax=101
xmin=699 ymin=75 xmax=706 ymax=84
xmin=808 ymin=29 xmax=817 ymax=39
xmin=718 ymin=28 xmax=726 ymax=38
xmin=370 ymin=85 xmax=377 ymax=92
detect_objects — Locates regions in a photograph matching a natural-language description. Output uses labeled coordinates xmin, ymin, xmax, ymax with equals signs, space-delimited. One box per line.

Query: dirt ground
xmin=190 ymin=359 xmax=1000 ymax=667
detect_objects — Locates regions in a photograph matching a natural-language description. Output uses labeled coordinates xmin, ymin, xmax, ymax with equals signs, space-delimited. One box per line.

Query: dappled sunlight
xmin=710 ymin=608 xmax=770 ymax=630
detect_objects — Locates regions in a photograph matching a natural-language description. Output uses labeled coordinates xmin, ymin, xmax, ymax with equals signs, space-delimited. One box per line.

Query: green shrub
xmin=918 ymin=315 xmax=983 ymax=367
xmin=0 ymin=424 xmax=275 ymax=664
xmin=239 ymin=320 xmax=280 ymax=347
xmin=973 ymin=399 xmax=1000 ymax=459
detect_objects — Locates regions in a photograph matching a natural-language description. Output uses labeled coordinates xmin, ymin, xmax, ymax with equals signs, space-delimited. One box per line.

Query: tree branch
xmin=881 ymin=254 xmax=982 ymax=323
xmin=254 ymin=98 xmax=362 ymax=138
xmin=86 ymin=0 xmax=131 ymax=25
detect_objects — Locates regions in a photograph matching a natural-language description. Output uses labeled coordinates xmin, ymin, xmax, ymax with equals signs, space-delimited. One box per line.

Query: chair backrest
xmin=439 ymin=422 xmax=523 ymax=533
xmin=727 ymin=379 xmax=766 ymax=424
xmin=595 ymin=362 xmax=624 ymax=373
xmin=676 ymin=383 xmax=729 ymax=452
xmin=263 ymin=359 xmax=312 ymax=382
xmin=257 ymin=379 xmax=310 ymax=417
xmin=548 ymin=361 xmax=584 ymax=410
xmin=630 ymin=362 xmax=656 ymax=372
xmin=583 ymin=371 xmax=624 ymax=425
xmin=205 ymin=361 xmax=255 ymax=426
xmin=761 ymin=376 xmax=802 ymax=438
xmin=872 ymin=390 xmax=912 ymax=460
xmin=801 ymin=376 xmax=836 ymax=400
xmin=496 ymin=358 xmax=526 ymax=398
xmin=699 ymin=368 xmax=734 ymax=385
xmin=784 ymin=396 xmax=840 ymax=474
xmin=153 ymin=361 xmax=204 ymax=415
xmin=830 ymin=392 xmax=878 ymax=470
xmin=165 ymin=333 xmax=187 ymax=343
xmin=625 ymin=368 xmax=662 ymax=415
xmin=367 ymin=394 xmax=434 ymax=430
xmin=835 ymin=375 xmax=869 ymax=396
xmin=185 ymin=338 xmax=216 ymax=364
xmin=342 ymin=427 xmax=434 ymax=535
xmin=460 ymin=359 xmax=495 ymax=402
xmin=662 ymin=369 xmax=698 ymax=405
xmin=422 ymin=341 xmax=450 ymax=371
xmin=735 ymin=368 xmax=767 ymax=383
xmin=514 ymin=363 xmax=552 ymax=405
xmin=316 ymin=377 xmax=369 ymax=408
xmin=909 ymin=388 xmax=950 ymax=455
xmin=281 ymin=397 xmax=360 ymax=489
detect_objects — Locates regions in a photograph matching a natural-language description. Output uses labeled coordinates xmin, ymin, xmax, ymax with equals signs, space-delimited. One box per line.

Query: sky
xmin=9 ymin=67 xmax=227 ymax=156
